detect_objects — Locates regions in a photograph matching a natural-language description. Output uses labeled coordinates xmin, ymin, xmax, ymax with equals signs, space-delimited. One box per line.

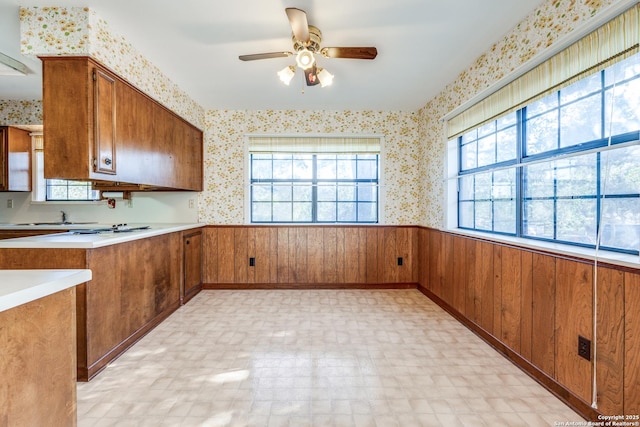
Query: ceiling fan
xmin=239 ymin=8 xmax=378 ymax=87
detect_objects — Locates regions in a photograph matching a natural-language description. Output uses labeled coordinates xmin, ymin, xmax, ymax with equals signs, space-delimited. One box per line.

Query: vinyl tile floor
xmin=77 ymin=289 xmax=583 ymax=426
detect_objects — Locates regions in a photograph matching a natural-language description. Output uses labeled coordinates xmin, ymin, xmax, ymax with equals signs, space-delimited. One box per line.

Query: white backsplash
xmin=0 ymin=192 xmax=199 ymax=225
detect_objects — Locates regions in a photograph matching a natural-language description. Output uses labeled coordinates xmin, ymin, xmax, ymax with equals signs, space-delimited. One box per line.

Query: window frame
xmin=456 ymin=57 xmax=640 ymax=255
xmin=245 ymin=135 xmax=384 ymax=225
xmin=249 ymin=153 xmax=380 ymax=224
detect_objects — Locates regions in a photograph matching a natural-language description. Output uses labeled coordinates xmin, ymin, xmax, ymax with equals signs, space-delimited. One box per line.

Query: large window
xmin=457 ymin=53 xmax=640 ymax=254
xmin=248 ymin=136 xmax=380 ymax=223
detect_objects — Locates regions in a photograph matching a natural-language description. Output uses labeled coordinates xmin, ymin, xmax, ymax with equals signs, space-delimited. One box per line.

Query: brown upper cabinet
xmin=0 ymin=126 xmax=32 ymax=192
xmin=41 ymin=56 xmax=203 ymax=191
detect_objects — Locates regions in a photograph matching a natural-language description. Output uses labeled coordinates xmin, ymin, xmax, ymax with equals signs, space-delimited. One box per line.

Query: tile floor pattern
xmin=78 ymin=290 xmax=584 ymax=426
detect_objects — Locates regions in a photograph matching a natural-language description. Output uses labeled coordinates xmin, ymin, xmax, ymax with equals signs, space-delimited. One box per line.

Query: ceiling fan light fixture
xmin=317 ymin=68 xmax=334 ymax=87
xmin=295 ymin=48 xmax=315 ymax=70
xmin=277 ymin=65 xmax=296 ymax=85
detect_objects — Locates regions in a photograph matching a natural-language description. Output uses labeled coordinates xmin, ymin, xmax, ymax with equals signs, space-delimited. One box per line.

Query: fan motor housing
xmin=292 ymin=25 xmax=322 ymax=52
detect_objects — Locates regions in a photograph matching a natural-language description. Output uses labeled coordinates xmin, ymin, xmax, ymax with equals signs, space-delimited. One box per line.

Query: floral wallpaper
xmin=417 ymin=0 xmax=627 ymax=229
xmin=200 ymin=110 xmax=422 ymax=225
xmin=19 ymin=6 xmax=203 ymax=129
xmin=0 ymin=100 xmax=42 ymax=125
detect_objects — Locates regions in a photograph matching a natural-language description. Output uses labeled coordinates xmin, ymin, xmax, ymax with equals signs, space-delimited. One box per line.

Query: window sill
xmin=446 ymin=228 xmax=640 ymax=270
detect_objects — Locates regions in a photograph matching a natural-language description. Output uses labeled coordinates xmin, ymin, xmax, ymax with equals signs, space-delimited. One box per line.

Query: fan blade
xmin=285 ymin=8 xmax=310 ymax=43
xmin=321 ymin=47 xmax=378 ymax=60
xmin=239 ymin=52 xmax=293 ymax=61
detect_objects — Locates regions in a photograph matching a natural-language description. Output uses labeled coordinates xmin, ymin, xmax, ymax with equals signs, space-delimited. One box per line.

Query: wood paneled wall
xmin=203 ymin=226 xmax=418 ymax=287
xmin=417 ymin=227 xmax=640 ymax=418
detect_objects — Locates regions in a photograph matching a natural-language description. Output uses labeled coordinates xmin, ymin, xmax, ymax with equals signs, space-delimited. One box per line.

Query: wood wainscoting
xmin=417 ymin=227 xmax=640 ymax=419
xmin=202 ymin=226 xmax=418 ymax=288
xmin=202 ymin=225 xmax=639 ymax=420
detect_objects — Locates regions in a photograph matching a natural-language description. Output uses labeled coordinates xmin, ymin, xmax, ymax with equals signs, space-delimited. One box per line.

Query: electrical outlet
xmin=578 ymin=335 xmax=591 ymax=361
xmin=188 ymin=199 xmax=195 ymax=209
xmin=249 ymin=257 xmax=255 ymax=267
xmin=6 ymin=199 xmax=13 ymax=209
xmin=397 ymin=257 xmax=403 ymax=266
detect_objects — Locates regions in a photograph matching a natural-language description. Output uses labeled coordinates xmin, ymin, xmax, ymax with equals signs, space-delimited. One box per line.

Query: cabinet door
xmin=183 ymin=230 xmax=203 ymax=302
xmin=93 ymin=69 xmax=116 ymax=174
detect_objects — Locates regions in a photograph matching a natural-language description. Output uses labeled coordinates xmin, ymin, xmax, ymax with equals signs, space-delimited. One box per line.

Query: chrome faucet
xmin=61 ymin=210 xmax=67 ymax=224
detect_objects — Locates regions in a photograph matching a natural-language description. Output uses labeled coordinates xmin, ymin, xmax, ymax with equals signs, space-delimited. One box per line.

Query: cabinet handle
xmin=103 ymin=157 xmax=112 ymax=166
xmin=186 ymin=240 xmax=190 ymax=245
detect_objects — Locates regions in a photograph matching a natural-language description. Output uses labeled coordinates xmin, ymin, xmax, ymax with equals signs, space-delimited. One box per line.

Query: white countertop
xmin=0 ymin=269 xmax=92 ymax=312
xmin=0 ymin=223 xmax=204 ymax=248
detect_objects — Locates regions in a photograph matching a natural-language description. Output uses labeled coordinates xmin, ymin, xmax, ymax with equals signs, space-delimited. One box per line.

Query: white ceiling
xmin=0 ymin=0 xmax=545 ymax=113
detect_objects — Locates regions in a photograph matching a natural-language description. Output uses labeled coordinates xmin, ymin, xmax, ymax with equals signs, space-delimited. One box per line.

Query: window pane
xmin=273 ymin=185 xmax=292 ymax=202
xmin=317 ymin=156 xmax=337 ymax=179
xmin=477 ymin=134 xmax=495 ymax=167
xmin=560 ymin=94 xmax=601 ymax=147
xmin=292 ymin=202 xmax=312 ymax=222
xmin=604 ymin=53 xmax=640 ymax=86
xmin=605 ymin=79 xmax=640 ymax=137
xmin=523 ymin=199 xmax=554 ymax=239
xmin=492 ymin=169 xmax=515 ymax=199
xmin=273 ymin=157 xmax=293 ymax=179
xmin=461 ymin=129 xmax=477 ymax=144
xmin=357 ymin=184 xmax=377 ymax=202
xmin=293 ymin=184 xmax=312 ymax=201
xmin=459 ymin=201 xmax=474 ymax=228
xmin=475 ymin=201 xmax=492 ymax=231
xmin=496 ymin=126 xmax=517 ymax=163
xmin=557 ymin=199 xmax=597 ymax=245
xmin=556 ymin=155 xmax=596 ymax=197
xmin=252 ymin=158 xmax=272 ymax=179
xmin=494 ymin=200 xmax=515 ymax=234
xmin=292 ymin=155 xmax=313 ymax=179
xmin=273 ymin=203 xmax=292 ymax=222
xmin=600 ymin=197 xmax=640 ymax=251
xmin=496 ymin=112 xmax=517 ymax=130
xmin=357 ymin=203 xmax=377 ymax=222
xmin=459 ymin=176 xmax=474 ymax=200
xmin=317 ymin=202 xmax=336 ymax=221
xmin=523 ymin=163 xmax=555 ymax=198
xmin=460 ymin=141 xmax=477 ymax=170
xmin=318 ymin=184 xmax=336 ymax=201
xmin=601 ymin=146 xmax=640 ymax=195
xmin=252 ymin=203 xmax=272 ymax=222
xmin=474 ymin=172 xmax=491 ymax=199
xmin=252 ymin=185 xmax=271 ymax=202
xmin=337 ymin=184 xmax=355 ymax=201
xmin=357 ymin=158 xmax=378 ymax=179
xmin=527 ymin=93 xmax=558 ymax=116
xmin=337 ymin=158 xmax=356 ymax=179
xmin=478 ymin=121 xmax=495 ymax=138
xmin=337 ymin=203 xmax=356 ymax=222
xmin=560 ymin=73 xmax=601 ymax=104
xmin=526 ymin=110 xmax=558 ymax=155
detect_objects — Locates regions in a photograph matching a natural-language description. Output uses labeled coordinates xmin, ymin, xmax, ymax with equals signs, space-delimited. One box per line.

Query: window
xmin=457 ymin=53 xmax=640 ymax=254
xmin=248 ymin=136 xmax=380 ymax=223
xmin=31 ymin=134 xmax=100 ymax=202
xmin=46 ymin=179 xmax=100 ymax=201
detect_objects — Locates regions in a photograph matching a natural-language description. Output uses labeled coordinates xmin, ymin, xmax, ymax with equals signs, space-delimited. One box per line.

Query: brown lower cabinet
xmin=0 ymin=230 xmax=194 ymax=381
xmin=0 ymin=287 xmax=77 ymax=426
xmin=182 ymin=229 xmax=203 ymax=304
